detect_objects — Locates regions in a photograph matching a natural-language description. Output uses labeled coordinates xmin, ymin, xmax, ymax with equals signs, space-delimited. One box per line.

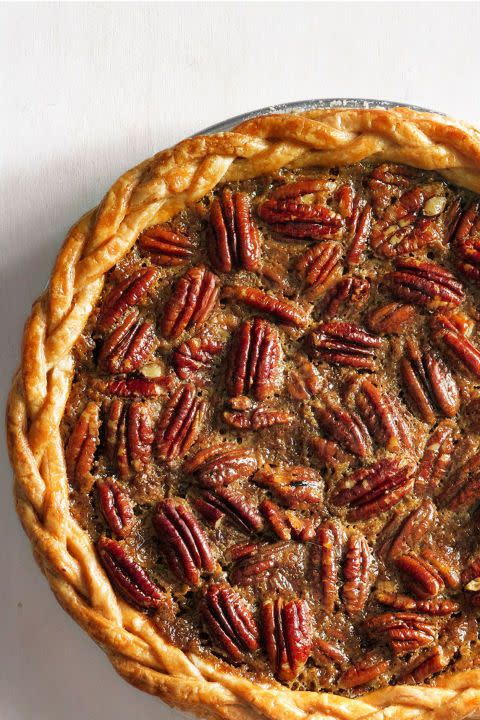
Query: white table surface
xmin=2 ymin=3 xmax=480 ymax=719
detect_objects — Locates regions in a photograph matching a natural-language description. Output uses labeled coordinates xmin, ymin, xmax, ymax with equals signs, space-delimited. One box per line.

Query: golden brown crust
xmin=7 ymin=106 xmax=480 ymax=719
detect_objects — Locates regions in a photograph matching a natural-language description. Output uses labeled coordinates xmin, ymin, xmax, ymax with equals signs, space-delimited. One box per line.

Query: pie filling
xmin=65 ymin=161 xmax=480 ymax=694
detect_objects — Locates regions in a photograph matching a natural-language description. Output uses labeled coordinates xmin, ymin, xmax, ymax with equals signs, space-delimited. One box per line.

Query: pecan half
xmin=254 ymin=465 xmax=323 ymax=509
xmin=415 ymin=423 xmax=455 ymax=496
xmin=454 ymin=201 xmax=480 ymax=281
xmin=331 ymin=458 xmax=413 ymax=521
xmin=172 ymin=335 xmax=223 ymax=381
xmin=367 ymin=302 xmax=416 ymax=336
xmin=105 ymin=400 xmax=153 ymax=479
xmin=376 ymin=591 xmax=458 ymax=615
xmin=400 ymin=340 xmax=459 ymax=424
xmin=346 ymin=204 xmax=372 ymax=266
xmin=261 ymin=597 xmax=313 ymax=681
xmin=339 ymin=656 xmax=390 ymax=689
xmin=152 ymin=498 xmax=215 ymax=585
xmin=106 ymin=375 xmax=173 ymax=398
xmin=226 ymin=318 xmax=281 ymax=400
xmin=138 ymin=224 xmax=194 ymax=266
xmin=222 ymin=285 xmax=309 ymax=327
xmin=155 ymin=384 xmax=206 ymax=461
xmin=355 ymin=379 xmax=413 ymax=452
xmin=323 ymin=276 xmax=370 ymax=320
xmin=198 ymin=487 xmax=264 ymax=534
xmin=311 ymin=520 xmax=345 ymax=613
xmin=97 ymin=478 xmax=134 ymax=538
xmin=161 ymin=265 xmax=219 ymax=340
xmin=364 ymin=612 xmax=436 ymax=655
xmin=385 ymin=259 xmax=465 ymax=309
xmin=65 ymin=402 xmax=100 ymax=492
xmin=97 ymin=536 xmax=163 ymax=609
xmin=388 ymin=500 xmax=436 ymax=559
xmin=438 ymin=451 xmax=480 ymax=510
xmin=200 ymin=583 xmax=259 ymax=661
xmin=230 ymin=541 xmax=290 ymax=586
xmin=342 ymin=535 xmax=374 ymax=615
xmin=97 ymin=267 xmax=158 ymax=332
xmin=258 ymin=198 xmax=343 ymax=240
xmin=271 ymin=178 xmax=328 ymax=200
xmin=296 ymin=242 xmax=342 ymax=300
xmin=368 ymin=163 xmax=416 ymax=213
xmin=315 ymin=396 xmax=371 ymax=458
xmin=223 ymin=404 xmax=292 ymax=431
xmin=208 ymin=190 xmax=260 ymax=272
xmin=432 ymin=313 xmax=480 ymax=378
xmin=98 ymin=311 xmax=157 ymax=374
xmin=308 ymin=321 xmax=382 ymax=370
xmin=396 ymin=553 xmax=444 ymax=598
xmin=184 ymin=443 xmax=258 ymax=488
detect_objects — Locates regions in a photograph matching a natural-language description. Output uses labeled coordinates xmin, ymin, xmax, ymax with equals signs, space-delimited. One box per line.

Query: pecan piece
xmin=367 ymin=302 xmax=416 ymax=336
xmin=155 ymin=384 xmax=206 ymax=461
xmin=296 ymin=242 xmax=342 ymax=300
xmin=138 ymin=224 xmax=194 ymax=266
xmin=401 ymin=340 xmax=459 ymax=424
xmin=97 ymin=536 xmax=163 ymax=609
xmin=331 ymin=458 xmax=413 ymax=521
xmin=226 ymin=318 xmax=281 ymax=400
xmin=208 ymin=190 xmax=260 ymax=272
xmin=438 ymin=452 xmax=480 ymax=510
xmin=286 ymin=354 xmax=321 ymax=400
xmin=105 ymin=400 xmax=153 ymax=479
xmin=258 ymin=198 xmax=343 ymax=240
xmin=323 ymin=276 xmax=370 ymax=320
xmin=65 ymin=402 xmax=100 ymax=492
xmin=254 ymin=465 xmax=323 ymax=509
xmin=97 ymin=267 xmax=158 ymax=332
xmin=364 ymin=612 xmax=436 ymax=655
xmin=152 ymin=498 xmax=215 ymax=585
xmin=230 ymin=541 xmax=290 ymax=586
xmin=315 ymin=396 xmax=371 ymax=458
xmin=200 ymin=583 xmax=259 ymax=661
xmin=346 ymin=204 xmax=372 ymax=266
xmin=161 ymin=265 xmax=219 ymax=340
xmin=400 ymin=646 xmax=448 ymax=684
xmin=184 ymin=443 xmax=258 ymax=488
xmin=97 ymin=478 xmax=134 ymax=539
xmin=432 ymin=313 xmax=480 ymax=379
xmin=311 ymin=520 xmax=345 ymax=613
xmin=376 ymin=591 xmax=458 ymax=615
xmin=454 ymin=201 xmax=480 ymax=281
xmin=339 ymin=656 xmax=390 ymax=689
xmin=385 ymin=259 xmax=465 ymax=309
xmin=261 ymin=597 xmax=313 ymax=681
xmin=98 ymin=311 xmax=157 ymax=374
xmin=222 ymin=285 xmax=309 ymax=327
xmin=260 ymin=499 xmax=315 ymax=542
xmin=342 ymin=535 xmax=374 ymax=615
xmin=415 ymin=423 xmax=455 ymax=496
xmin=172 ymin=335 xmax=223 ymax=381
xmin=421 ymin=547 xmax=460 ymax=590
xmin=198 ymin=487 xmax=264 ymax=534
xmin=355 ymin=379 xmax=413 ymax=452
xmin=388 ymin=500 xmax=436 ymax=560
xmin=308 ymin=321 xmax=382 ymax=370
xmin=396 ymin=553 xmax=444 ymax=598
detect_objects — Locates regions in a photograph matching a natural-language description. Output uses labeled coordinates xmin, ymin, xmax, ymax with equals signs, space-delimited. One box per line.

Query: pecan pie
xmin=9 ymin=106 xmax=480 ymax=720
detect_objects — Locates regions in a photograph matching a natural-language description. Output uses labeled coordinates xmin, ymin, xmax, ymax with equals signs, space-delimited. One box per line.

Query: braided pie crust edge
xmin=7 ymin=106 xmax=480 ymax=720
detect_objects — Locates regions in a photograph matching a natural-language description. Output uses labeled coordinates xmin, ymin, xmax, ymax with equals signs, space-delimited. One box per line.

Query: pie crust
xmin=8 ymin=106 xmax=480 ymax=719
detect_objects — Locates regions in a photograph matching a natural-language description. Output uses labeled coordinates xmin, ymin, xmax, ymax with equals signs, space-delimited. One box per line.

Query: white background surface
xmin=2 ymin=3 xmax=480 ymax=719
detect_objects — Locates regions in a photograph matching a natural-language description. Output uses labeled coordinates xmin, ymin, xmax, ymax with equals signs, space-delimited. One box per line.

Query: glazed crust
xmin=7 ymin=106 xmax=480 ymax=719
